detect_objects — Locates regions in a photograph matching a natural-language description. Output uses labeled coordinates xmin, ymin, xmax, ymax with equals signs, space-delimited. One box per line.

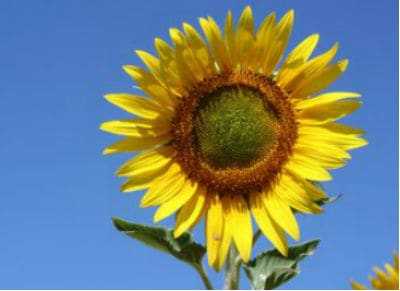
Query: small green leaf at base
xmin=112 ymin=217 xmax=206 ymax=267
xmin=243 ymin=239 xmax=320 ymax=290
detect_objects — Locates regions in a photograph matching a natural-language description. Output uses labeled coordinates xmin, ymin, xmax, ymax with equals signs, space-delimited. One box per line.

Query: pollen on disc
xmin=194 ymin=86 xmax=278 ymax=169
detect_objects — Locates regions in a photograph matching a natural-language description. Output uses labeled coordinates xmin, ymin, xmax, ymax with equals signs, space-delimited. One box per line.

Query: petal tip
xmin=339 ymin=59 xmax=349 ymax=71
xmin=134 ymin=49 xmax=143 ymax=55
xmin=242 ymin=5 xmax=252 ymax=14
xmin=104 ymin=93 xmax=117 ymax=103
xmin=140 ymin=200 xmax=149 ymax=208
xmin=291 ymin=228 xmax=301 ymax=241
xmin=122 ymin=64 xmax=136 ymax=75
xmin=286 ymin=9 xmax=295 ymax=19
xmin=99 ymin=122 xmax=108 ymax=132
xmin=102 ymin=147 xmax=111 ymax=155
xmin=332 ymin=41 xmax=340 ymax=51
xmin=173 ymin=229 xmax=182 ymax=239
xmin=153 ymin=212 xmax=164 ymax=223
xmin=311 ymin=33 xmax=320 ymax=41
xmin=279 ymin=245 xmax=289 ymax=257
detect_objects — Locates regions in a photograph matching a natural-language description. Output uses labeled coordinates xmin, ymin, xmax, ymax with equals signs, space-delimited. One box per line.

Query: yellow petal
xmin=296 ymin=137 xmax=351 ymax=160
xmin=285 ymin=154 xmax=332 ymax=181
xmin=142 ymin=176 xmax=186 ymax=207
xmin=276 ymin=33 xmax=319 ymax=84
xmin=154 ymin=38 xmax=175 ymax=63
xmin=153 ymin=179 xmax=198 ymax=222
xmin=297 ymin=178 xmax=327 ymax=201
xmin=169 ymin=28 xmax=195 ymax=78
xmin=100 ymin=119 xmax=169 ymax=137
xmin=291 ymin=59 xmax=349 ymax=99
xmin=263 ymin=193 xmax=300 ymax=240
xmin=322 ymin=122 xmax=365 ymax=136
xmin=199 ymin=17 xmax=230 ymax=72
xmin=250 ymin=193 xmax=288 ymax=256
xmin=174 ymin=187 xmax=207 ymax=237
xmin=295 ymin=92 xmax=361 ymax=110
xmin=120 ymin=179 xmax=150 ymax=193
xmin=216 ymin=200 xmax=233 ymax=271
xmin=298 ymin=99 xmax=361 ymax=125
xmin=118 ymin=148 xmax=175 ymax=192
xmin=116 ymin=146 xmax=175 ymax=177
xmin=206 ymin=195 xmax=224 ymax=267
xmin=123 ymin=65 xmax=176 ymax=107
xmin=227 ymin=195 xmax=253 ymax=262
xmin=237 ymin=6 xmax=254 ymax=38
xmin=135 ymin=50 xmax=160 ymax=77
xmin=224 ymin=10 xmax=236 ymax=66
xmin=136 ymin=49 xmax=183 ymax=97
xmin=277 ymin=172 xmax=322 ymax=214
xmin=350 ymin=281 xmax=368 ymax=290
xmin=393 ymin=254 xmax=398 ymax=270
xmin=263 ymin=10 xmax=294 ymax=76
xmin=281 ymin=42 xmax=338 ymax=93
xmin=248 ymin=12 xmax=275 ymax=71
xmin=384 ymin=264 xmax=397 ymax=279
xmin=298 ymin=125 xmax=368 ymax=150
xmin=102 ymin=135 xmax=170 ymax=155
xmin=235 ymin=6 xmax=255 ymax=67
xmin=169 ymin=28 xmax=201 ymax=85
xmin=104 ymin=93 xmax=167 ymax=120
xmin=284 ymin=33 xmax=319 ymax=65
xmin=140 ymin=163 xmax=185 ymax=207
xmin=293 ymin=145 xmax=347 ymax=170
xmin=183 ymin=22 xmax=215 ymax=75
xmin=371 ymin=267 xmax=394 ymax=289
xmin=154 ymin=38 xmax=186 ymax=96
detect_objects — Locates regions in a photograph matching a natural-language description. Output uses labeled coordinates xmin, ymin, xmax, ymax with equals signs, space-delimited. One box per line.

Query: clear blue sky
xmin=0 ymin=0 xmax=398 ymax=289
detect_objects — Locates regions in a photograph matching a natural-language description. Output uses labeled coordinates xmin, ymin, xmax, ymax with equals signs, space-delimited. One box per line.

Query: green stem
xmin=224 ymin=245 xmax=241 ymax=289
xmin=193 ymin=263 xmax=214 ymax=290
xmin=223 ymin=229 xmax=263 ymax=290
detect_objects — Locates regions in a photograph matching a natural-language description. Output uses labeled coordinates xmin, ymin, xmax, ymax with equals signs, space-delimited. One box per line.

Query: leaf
xmin=312 ymin=182 xmax=342 ymax=207
xmin=112 ymin=217 xmax=206 ymax=267
xmin=263 ymin=268 xmax=297 ymax=289
xmin=243 ymin=239 xmax=320 ymax=289
xmin=292 ymin=194 xmax=342 ymax=215
xmin=316 ymin=194 xmax=342 ymax=207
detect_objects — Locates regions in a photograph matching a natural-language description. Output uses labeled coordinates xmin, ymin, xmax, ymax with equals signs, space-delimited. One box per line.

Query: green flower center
xmin=194 ymin=86 xmax=278 ymax=168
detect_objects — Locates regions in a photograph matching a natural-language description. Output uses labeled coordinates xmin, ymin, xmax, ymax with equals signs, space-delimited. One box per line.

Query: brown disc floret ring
xmin=171 ymin=69 xmax=298 ymax=196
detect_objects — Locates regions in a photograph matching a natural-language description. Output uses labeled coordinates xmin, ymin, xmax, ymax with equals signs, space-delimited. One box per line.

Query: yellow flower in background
xmin=351 ymin=254 xmax=399 ymax=290
xmin=101 ymin=6 xmax=366 ymax=270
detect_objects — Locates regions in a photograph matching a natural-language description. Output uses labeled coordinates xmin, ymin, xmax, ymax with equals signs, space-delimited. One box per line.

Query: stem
xmin=224 ymin=245 xmax=241 ymax=289
xmin=224 ymin=230 xmax=262 ymax=290
xmin=193 ymin=263 xmax=214 ymax=290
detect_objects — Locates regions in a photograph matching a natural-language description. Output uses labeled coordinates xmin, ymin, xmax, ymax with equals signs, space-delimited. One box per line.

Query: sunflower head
xmin=351 ymin=254 xmax=399 ymax=290
xmin=101 ymin=6 xmax=367 ymax=270
xmin=171 ymin=70 xmax=297 ymax=195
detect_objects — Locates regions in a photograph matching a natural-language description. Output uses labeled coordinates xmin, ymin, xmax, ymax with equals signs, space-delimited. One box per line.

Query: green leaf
xmin=112 ymin=217 xmax=206 ymax=267
xmin=316 ymin=194 xmax=342 ymax=207
xmin=243 ymin=240 xmax=320 ymax=290
xmin=312 ymin=182 xmax=342 ymax=207
xmin=292 ymin=194 xmax=342 ymax=215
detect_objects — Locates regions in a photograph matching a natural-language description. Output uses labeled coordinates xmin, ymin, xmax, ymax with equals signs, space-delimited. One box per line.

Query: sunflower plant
xmin=101 ymin=6 xmax=366 ymax=289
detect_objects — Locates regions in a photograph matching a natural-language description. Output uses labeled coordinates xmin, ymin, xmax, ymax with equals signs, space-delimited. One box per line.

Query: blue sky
xmin=0 ymin=0 xmax=398 ymax=289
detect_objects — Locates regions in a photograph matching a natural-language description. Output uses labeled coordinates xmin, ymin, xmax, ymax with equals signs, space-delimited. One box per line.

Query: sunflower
xmin=351 ymin=254 xmax=399 ymax=290
xmin=101 ymin=6 xmax=367 ymax=270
